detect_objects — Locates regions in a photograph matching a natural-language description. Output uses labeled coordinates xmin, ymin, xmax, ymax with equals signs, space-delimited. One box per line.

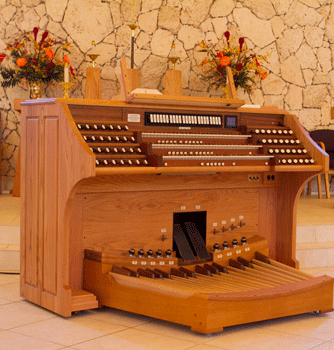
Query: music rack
xmin=20 ymin=96 xmax=333 ymax=334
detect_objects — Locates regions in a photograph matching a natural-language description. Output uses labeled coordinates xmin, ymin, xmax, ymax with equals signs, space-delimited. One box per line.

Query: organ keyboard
xmin=20 ymin=96 xmax=333 ymax=334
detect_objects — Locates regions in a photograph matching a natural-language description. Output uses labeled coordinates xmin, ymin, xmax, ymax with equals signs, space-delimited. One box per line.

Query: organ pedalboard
xmin=20 ymin=97 xmax=333 ymax=335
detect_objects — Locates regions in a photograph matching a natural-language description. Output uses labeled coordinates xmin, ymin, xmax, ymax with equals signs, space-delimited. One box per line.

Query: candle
xmin=64 ymin=63 xmax=69 ymax=83
xmin=92 ymin=41 xmax=95 ymax=55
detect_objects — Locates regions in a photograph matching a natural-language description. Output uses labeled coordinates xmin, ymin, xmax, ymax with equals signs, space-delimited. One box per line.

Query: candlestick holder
xmin=59 ymin=82 xmax=74 ymax=98
xmin=88 ymin=54 xmax=100 ymax=68
xmin=168 ymin=56 xmax=179 ymax=70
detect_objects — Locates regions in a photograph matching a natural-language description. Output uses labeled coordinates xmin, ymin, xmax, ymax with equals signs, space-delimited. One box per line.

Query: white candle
xmin=64 ymin=63 xmax=69 ymax=83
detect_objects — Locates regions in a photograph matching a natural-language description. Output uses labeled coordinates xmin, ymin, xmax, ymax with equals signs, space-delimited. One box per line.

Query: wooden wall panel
xmin=24 ymin=118 xmax=40 ymax=288
xmin=82 ymin=186 xmax=259 ymax=255
xmin=42 ymin=117 xmax=59 ymax=295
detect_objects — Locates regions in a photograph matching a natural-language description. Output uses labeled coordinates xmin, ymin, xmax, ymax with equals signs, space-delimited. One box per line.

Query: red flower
xmin=216 ymin=65 xmax=224 ymax=74
xmin=216 ymin=52 xmax=222 ymax=58
xmin=16 ymin=57 xmax=27 ymax=67
xmin=40 ymin=31 xmax=49 ymax=46
xmin=236 ymin=63 xmax=243 ymax=71
xmin=224 ymin=31 xmax=230 ymax=42
xmin=33 ymin=27 xmax=38 ymax=41
xmin=239 ymin=37 xmax=244 ymax=50
xmin=0 ymin=53 xmax=6 ymax=62
xmin=45 ymin=61 xmax=55 ymax=72
xmin=69 ymin=65 xmax=75 ymax=76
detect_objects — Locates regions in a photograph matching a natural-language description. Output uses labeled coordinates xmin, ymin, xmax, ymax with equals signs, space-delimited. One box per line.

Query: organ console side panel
xmin=20 ymin=98 xmax=333 ymax=332
xmin=20 ymin=99 xmax=97 ymax=316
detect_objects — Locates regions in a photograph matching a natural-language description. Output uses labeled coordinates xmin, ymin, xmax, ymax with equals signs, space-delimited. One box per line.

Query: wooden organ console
xmin=20 ymin=94 xmax=334 ymax=334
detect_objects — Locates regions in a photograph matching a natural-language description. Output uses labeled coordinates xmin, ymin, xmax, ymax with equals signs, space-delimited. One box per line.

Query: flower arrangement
xmin=199 ymin=31 xmax=269 ymax=94
xmin=0 ymin=27 xmax=74 ymax=88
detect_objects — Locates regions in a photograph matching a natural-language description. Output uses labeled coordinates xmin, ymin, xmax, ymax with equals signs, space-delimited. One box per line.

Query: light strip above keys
xmin=142 ymin=132 xmax=250 ymax=139
xmin=163 ymin=155 xmax=274 ymax=160
xmin=153 ymin=144 xmax=262 ymax=150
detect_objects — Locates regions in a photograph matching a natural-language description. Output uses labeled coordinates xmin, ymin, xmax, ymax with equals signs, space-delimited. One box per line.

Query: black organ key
xmin=171 ymin=268 xmax=187 ymax=278
xmin=138 ymin=268 xmax=155 ymax=279
xmin=179 ymin=267 xmax=195 ymax=278
xmin=129 ymin=248 xmax=135 ymax=256
xmin=212 ymin=262 xmax=227 ymax=273
xmin=237 ymin=256 xmax=253 ymax=268
xmin=222 ymin=241 xmax=229 ymax=250
xmin=213 ymin=243 xmax=220 ymax=251
xmin=147 ymin=249 xmax=153 ymax=257
xmin=154 ymin=269 xmax=171 ymax=279
xmin=195 ymin=265 xmax=211 ymax=276
xmin=121 ymin=267 xmax=139 ymax=277
xmin=156 ymin=249 xmax=162 ymax=258
xmin=138 ymin=249 xmax=145 ymax=257
xmin=112 ymin=266 xmax=131 ymax=276
xmin=204 ymin=263 xmax=220 ymax=275
xmin=165 ymin=249 xmax=172 ymax=258
xmin=229 ymin=259 xmax=245 ymax=270
xmin=146 ymin=268 xmax=163 ymax=279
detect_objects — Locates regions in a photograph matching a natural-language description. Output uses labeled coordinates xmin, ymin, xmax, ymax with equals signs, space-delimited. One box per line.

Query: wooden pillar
xmin=165 ymin=70 xmax=182 ymax=96
xmin=85 ymin=67 xmax=102 ymax=100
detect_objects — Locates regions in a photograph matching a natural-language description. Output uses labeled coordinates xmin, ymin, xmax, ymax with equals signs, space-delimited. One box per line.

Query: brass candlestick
xmin=168 ymin=44 xmax=179 ymax=70
xmin=168 ymin=57 xmax=179 ymax=70
xmin=59 ymin=82 xmax=74 ymax=98
xmin=88 ymin=54 xmax=99 ymax=68
xmin=128 ymin=22 xmax=137 ymax=68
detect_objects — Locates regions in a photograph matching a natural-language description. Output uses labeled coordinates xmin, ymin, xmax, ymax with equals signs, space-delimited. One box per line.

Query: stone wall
xmin=0 ymin=0 xmax=333 ymax=192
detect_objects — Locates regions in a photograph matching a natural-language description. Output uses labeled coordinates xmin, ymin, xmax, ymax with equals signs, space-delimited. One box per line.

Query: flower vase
xmin=29 ymin=82 xmax=43 ymax=99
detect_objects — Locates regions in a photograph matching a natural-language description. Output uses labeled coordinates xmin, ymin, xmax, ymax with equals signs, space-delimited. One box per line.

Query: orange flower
xmin=16 ymin=57 xmax=27 ymax=67
xmin=201 ymin=57 xmax=208 ymax=66
xmin=45 ymin=48 xmax=54 ymax=59
xmin=63 ymin=54 xmax=70 ymax=64
xmin=261 ymin=71 xmax=267 ymax=80
xmin=220 ymin=56 xmax=230 ymax=66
